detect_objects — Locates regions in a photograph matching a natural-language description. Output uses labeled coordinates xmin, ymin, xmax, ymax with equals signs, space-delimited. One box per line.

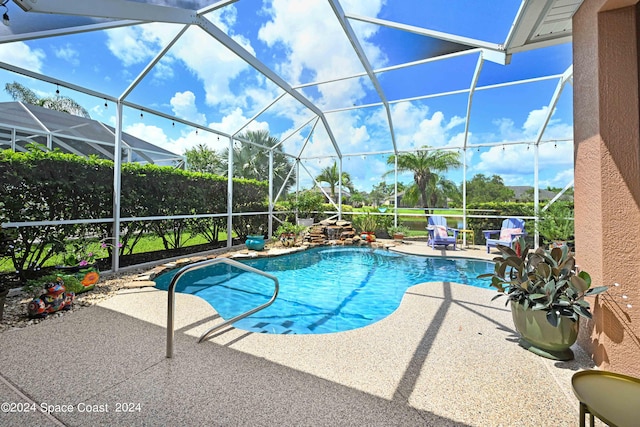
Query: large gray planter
xmin=511 ymin=301 xmax=579 ymax=361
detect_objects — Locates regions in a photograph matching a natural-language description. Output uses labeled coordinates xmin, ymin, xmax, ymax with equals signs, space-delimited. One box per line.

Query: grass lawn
xmin=0 ymin=231 xmax=233 ymax=274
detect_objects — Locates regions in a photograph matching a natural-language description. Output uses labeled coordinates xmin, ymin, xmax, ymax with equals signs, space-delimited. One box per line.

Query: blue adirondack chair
xmin=427 ymin=215 xmax=459 ymax=250
xmin=483 ymin=218 xmax=526 ymax=253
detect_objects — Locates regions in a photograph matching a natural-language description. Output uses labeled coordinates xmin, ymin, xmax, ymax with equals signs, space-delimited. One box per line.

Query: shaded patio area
xmin=0 ymin=243 xmax=597 ymax=426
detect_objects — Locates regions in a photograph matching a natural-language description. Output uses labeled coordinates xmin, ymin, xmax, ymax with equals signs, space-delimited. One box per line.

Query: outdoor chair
xmin=427 ymin=215 xmax=459 ymax=250
xmin=483 ymin=218 xmax=526 ymax=253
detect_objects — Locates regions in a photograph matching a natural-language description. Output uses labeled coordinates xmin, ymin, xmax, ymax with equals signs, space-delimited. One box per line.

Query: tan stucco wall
xmin=574 ymin=0 xmax=640 ymax=377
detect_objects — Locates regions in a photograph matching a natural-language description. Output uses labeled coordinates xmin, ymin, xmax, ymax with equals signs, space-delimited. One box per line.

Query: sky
xmin=0 ymin=0 xmax=575 ymax=195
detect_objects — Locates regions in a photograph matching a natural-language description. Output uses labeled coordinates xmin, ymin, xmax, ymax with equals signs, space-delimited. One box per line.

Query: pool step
xmin=247 ymin=320 xmax=314 ymax=334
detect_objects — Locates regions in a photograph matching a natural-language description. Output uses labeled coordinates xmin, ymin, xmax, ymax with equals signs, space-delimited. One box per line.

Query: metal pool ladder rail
xmin=166 ymin=257 xmax=279 ymax=358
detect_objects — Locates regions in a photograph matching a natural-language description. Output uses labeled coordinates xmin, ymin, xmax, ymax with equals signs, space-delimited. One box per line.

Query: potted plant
xmin=275 ymin=221 xmax=306 ymax=247
xmin=245 ymin=224 xmax=266 ymax=251
xmin=55 ymin=237 xmax=120 ymax=292
xmin=388 ymin=224 xmax=409 ymax=241
xmin=292 ymin=191 xmax=324 ymax=226
xmin=478 ymin=238 xmax=608 ymax=360
xmin=537 ymin=203 xmax=574 ymax=249
xmin=353 ymin=211 xmax=378 ymax=242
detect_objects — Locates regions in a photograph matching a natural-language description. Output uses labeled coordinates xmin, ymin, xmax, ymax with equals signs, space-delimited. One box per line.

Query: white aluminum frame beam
xmin=0 ymin=19 xmax=141 ymax=44
xmin=329 ymin=0 xmax=397 ymax=153
xmin=13 ymin=0 xmax=197 ymax=24
xmin=196 ymin=16 xmax=342 ymax=158
xmin=232 ymin=92 xmax=287 ymax=138
xmin=462 ymin=55 xmax=484 ymax=150
xmin=120 ymin=24 xmax=190 ymax=100
xmin=345 ymin=13 xmax=504 ymax=52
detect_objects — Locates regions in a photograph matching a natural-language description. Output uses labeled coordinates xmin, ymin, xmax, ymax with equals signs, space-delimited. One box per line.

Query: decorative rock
xmin=122 ymin=280 xmax=156 ymax=289
xmin=301 ymin=220 xmax=359 ymax=246
xmin=174 ymin=258 xmax=193 ymax=267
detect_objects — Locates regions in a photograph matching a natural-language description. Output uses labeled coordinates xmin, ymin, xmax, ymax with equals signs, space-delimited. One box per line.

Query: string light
xmin=104 ymin=99 xmax=108 ymax=109
xmin=140 ymin=109 xmax=144 ymax=119
xmin=2 ymin=1 xmax=10 ymax=27
xmin=613 ymin=283 xmax=633 ymax=309
xmin=55 ymin=84 xmax=60 ymax=95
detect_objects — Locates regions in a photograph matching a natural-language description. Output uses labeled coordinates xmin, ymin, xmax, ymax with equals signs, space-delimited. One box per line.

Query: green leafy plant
xmin=478 ymin=237 xmax=608 ymax=326
xmin=388 ymin=224 xmax=410 ymax=236
xmin=538 ymin=203 xmax=574 ymax=243
xmin=292 ymin=191 xmax=324 ymax=219
xmin=60 ymin=237 xmax=122 ymax=267
xmin=62 ymin=241 xmax=99 ymax=267
xmin=351 ymin=208 xmax=392 ymax=235
xmin=25 ymin=273 xmax=83 ymax=297
xmin=352 ymin=211 xmax=378 ymax=233
xmin=275 ymin=221 xmax=306 ymax=237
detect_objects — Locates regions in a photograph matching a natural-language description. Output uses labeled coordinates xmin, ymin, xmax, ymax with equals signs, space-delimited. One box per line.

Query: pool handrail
xmin=166 ymin=257 xmax=279 ymax=358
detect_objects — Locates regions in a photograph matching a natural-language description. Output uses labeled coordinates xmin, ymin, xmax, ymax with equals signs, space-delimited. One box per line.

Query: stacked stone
xmin=303 ymin=219 xmax=359 ymax=245
xmin=306 ymin=225 xmax=327 ymax=245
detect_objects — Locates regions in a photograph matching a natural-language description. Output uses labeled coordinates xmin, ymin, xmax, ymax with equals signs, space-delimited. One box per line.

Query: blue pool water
xmin=154 ymin=246 xmax=494 ymax=335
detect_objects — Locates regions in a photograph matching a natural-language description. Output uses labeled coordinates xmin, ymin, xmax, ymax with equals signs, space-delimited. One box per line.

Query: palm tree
xmin=316 ymin=161 xmax=354 ymax=201
xmin=5 ymin=82 xmax=91 ymax=118
xmin=222 ymin=130 xmax=294 ymax=194
xmin=386 ymin=146 xmax=461 ymax=208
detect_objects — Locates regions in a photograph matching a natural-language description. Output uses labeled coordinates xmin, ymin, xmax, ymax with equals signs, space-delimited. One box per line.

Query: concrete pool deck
xmin=0 ymin=241 xmax=598 ymax=426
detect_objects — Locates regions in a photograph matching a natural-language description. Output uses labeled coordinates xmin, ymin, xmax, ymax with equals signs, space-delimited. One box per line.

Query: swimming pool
xmin=155 ymin=246 xmax=494 ymax=335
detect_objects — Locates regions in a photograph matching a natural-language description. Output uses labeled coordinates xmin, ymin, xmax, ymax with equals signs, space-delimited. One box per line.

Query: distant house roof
xmin=0 ymin=102 xmax=183 ymax=166
xmin=509 ymin=186 xmax=573 ymax=202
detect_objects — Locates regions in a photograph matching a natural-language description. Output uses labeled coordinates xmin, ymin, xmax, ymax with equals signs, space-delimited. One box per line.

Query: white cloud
xmin=0 ymin=42 xmax=45 ymax=72
xmin=258 ymin=0 xmax=386 ymax=109
xmin=472 ymin=105 xmax=574 ymax=184
xmin=124 ymin=122 xmax=170 ymax=148
xmin=54 ymin=43 xmax=80 ymax=66
xmin=152 ymin=59 xmax=175 ymax=81
xmin=208 ymin=107 xmax=269 ymax=136
xmin=170 ymin=91 xmax=206 ymax=125
xmin=540 ymin=167 xmax=574 ymax=188
xmin=104 ymin=17 xmax=270 ymax=112
xmin=389 ymin=103 xmax=466 ymax=150
xmin=171 ymin=26 xmax=256 ymax=107
xmin=522 ymin=106 xmax=550 ymax=136
xmin=105 ymin=26 xmax=158 ymax=67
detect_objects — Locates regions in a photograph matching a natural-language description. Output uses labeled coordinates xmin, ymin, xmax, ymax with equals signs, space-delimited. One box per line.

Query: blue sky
xmin=0 ymin=0 xmax=575 ymax=194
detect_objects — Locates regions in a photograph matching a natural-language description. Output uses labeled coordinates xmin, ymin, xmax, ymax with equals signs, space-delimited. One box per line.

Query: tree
xmin=430 ymin=176 xmax=462 ymax=207
xmin=184 ymin=143 xmax=224 ymax=174
xmin=5 ymin=82 xmax=91 ymax=118
xmin=222 ymin=130 xmax=294 ymax=194
xmin=349 ymin=190 xmax=366 ymax=208
xmin=368 ymin=181 xmax=406 ymax=207
xmin=466 ymin=174 xmax=515 ymax=203
xmin=315 ymin=161 xmax=354 ymax=201
xmin=386 ymin=146 xmax=461 ymax=208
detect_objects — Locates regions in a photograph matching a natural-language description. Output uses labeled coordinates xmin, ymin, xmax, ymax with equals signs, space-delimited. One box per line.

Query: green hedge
xmin=0 ymin=149 xmax=268 ymax=277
